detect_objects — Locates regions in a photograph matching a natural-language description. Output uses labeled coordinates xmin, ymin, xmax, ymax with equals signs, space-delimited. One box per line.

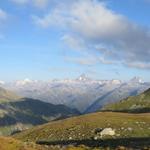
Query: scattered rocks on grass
xmin=93 ymin=128 xmax=116 ymax=139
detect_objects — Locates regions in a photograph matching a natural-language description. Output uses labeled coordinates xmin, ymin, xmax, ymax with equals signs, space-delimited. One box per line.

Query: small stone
xmin=94 ymin=136 xmax=98 ymax=140
xmin=127 ymin=127 xmax=133 ymax=131
xmin=117 ymin=146 xmax=126 ymax=150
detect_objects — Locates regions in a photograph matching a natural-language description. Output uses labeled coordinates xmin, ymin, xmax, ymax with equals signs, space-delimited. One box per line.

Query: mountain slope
xmin=85 ymin=80 xmax=149 ymax=113
xmin=0 ymin=136 xmax=44 ymax=150
xmin=2 ymin=76 xmax=150 ymax=113
xmin=0 ymin=98 xmax=79 ymax=135
xmin=14 ymin=112 xmax=150 ymax=143
xmin=102 ymin=88 xmax=150 ymax=113
xmin=2 ymin=77 xmax=121 ymax=112
xmin=0 ymin=87 xmax=20 ymax=102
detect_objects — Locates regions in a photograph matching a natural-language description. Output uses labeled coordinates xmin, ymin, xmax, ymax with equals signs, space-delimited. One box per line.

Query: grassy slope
xmin=0 ymin=98 xmax=79 ymax=136
xmin=102 ymin=89 xmax=150 ymax=112
xmin=0 ymin=136 xmax=120 ymax=150
xmin=0 ymin=136 xmax=43 ymax=150
xmin=14 ymin=112 xmax=150 ymax=142
xmin=0 ymin=87 xmax=20 ymax=102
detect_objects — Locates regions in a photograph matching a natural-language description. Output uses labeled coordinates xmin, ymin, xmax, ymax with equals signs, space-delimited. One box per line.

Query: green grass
xmin=14 ymin=112 xmax=150 ymax=142
xmin=0 ymin=98 xmax=79 ymax=136
xmin=3 ymin=136 xmax=146 ymax=150
xmin=0 ymin=136 xmax=44 ymax=150
xmin=0 ymin=124 xmax=33 ymax=136
xmin=102 ymin=89 xmax=150 ymax=113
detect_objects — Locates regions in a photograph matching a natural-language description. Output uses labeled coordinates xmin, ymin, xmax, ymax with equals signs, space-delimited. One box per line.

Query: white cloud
xmin=0 ymin=9 xmax=7 ymax=21
xmin=61 ymin=34 xmax=86 ymax=51
xmin=125 ymin=62 xmax=150 ymax=70
xmin=64 ymin=54 xmax=115 ymax=66
xmin=0 ymin=9 xmax=7 ymax=40
xmin=65 ymin=56 xmax=98 ymax=66
xmin=33 ymin=0 xmax=150 ymax=69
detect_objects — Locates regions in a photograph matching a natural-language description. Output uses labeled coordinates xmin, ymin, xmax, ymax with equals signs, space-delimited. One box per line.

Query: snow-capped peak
xmin=130 ymin=77 xmax=143 ymax=83
xmin=76 ymin=74 xmax=91 ymax=82
xmin=15 ymin=78 xmax=34 ymax=86
xmin=111 ymin=79 xmax=122 ymax=85
xmin=0 ymin=80 xmax=5 ymax=85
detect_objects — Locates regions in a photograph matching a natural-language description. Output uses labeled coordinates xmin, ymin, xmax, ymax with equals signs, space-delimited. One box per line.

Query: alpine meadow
xmin=0 ymin=0 xmax=150 ymax=150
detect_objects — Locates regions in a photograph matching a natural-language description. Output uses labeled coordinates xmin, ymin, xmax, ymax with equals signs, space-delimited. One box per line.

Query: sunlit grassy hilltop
xmin=102 ymin=88 xmax=150 ymax=113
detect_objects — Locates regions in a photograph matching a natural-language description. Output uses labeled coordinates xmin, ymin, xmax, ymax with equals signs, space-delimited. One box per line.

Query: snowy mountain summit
xmin=1 ymin=75 xmax=149 ymax=113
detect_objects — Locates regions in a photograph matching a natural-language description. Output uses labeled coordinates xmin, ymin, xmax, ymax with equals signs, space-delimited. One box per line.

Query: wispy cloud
xmin=32 ymin=0 xmax=150 ymax=69
xmin=125 ymin=62 xmax=150 ymax=70
xmin=33 ymin=0 xmax=49 ymax=8
xmin=0 ymin=9 xmax=8 ymax=39
xmin=10 ymin=0 xmax=49 ymax=8
xmin=65 ymin=56 xmax=98 ymax=66
xmin=0 ymin=9 xmax=7 ymax=21
xmin=61 ymin=34 xmax=85 ymax=51
xmin=64 ymin=54 xmax=115 ymax=66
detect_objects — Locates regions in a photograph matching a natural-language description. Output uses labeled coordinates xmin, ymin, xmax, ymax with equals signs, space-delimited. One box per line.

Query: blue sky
xmin=0 ymin=0 xmax=150 ymax=81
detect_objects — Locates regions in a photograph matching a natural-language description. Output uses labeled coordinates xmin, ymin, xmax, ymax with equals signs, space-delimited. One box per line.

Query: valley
xmin=0 ymin=87 xmax=79 ymax=135
xmin=0 ymin=79 xmax=150 ymax=149
xmin=1 ymin=0 xmax=150 ymax=149
xmin=1 ymin=76 xmax=149 ymax=113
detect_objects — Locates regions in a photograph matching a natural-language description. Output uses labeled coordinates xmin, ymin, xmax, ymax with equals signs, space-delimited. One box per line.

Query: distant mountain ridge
xmin=0 ymin=87 xmax=20 ymax=102
xmin=102 ymin=88 xmax=150 ymax=113
xmin=85 ymin=80 xmax=150 ymax=113
xmin=0 ymin=87 xmax=79 ymax=135
xmin=1 ymin=75 xmax=150 ymax=113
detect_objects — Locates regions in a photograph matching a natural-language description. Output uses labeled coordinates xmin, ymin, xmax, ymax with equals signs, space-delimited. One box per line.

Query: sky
xmin=0 ymin=0 xmax=150 ymax=81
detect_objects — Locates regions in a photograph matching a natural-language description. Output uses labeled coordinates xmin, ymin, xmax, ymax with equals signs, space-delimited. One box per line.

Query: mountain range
xmin=0 ymin=87 xmax=20 ymax=102
xmin=1 ymin=75 xmax=150 ymax=113
xmin=0 ymin=78 xmax=150 ymax=149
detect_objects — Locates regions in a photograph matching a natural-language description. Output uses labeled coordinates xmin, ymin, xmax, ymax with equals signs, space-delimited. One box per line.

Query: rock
xmin=93 ymin=128 xmax=115 ymax=139
xmin=94 ymin=128 xmax=103 ymax=134
xmin=94 ymin=136 xmax=98 ymax=140
xmin=100 ymin=128 xmax=115 ymax=137
xmin=127 ymin=127 xmax=133 ymax=131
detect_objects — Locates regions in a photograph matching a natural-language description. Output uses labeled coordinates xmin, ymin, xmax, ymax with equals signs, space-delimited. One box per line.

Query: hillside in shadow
xmin=36 ymin=137 xmax=150 ymax=149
